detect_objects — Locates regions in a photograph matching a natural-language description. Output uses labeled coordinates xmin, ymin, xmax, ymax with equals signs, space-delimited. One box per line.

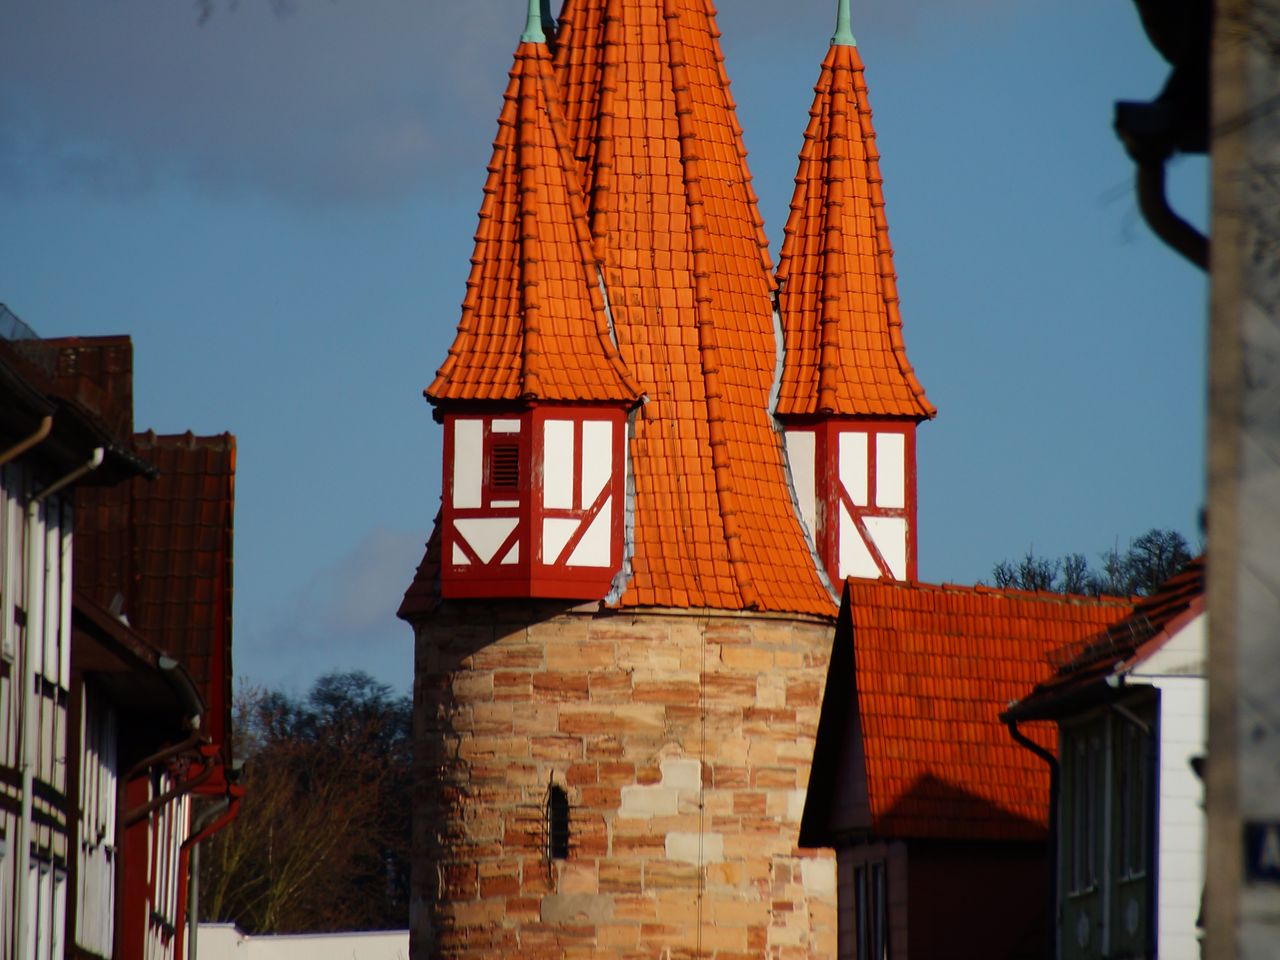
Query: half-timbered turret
xmin=428 ymin=5 xmax=643 ymax=600
xmin=776 ymin=0 xmax=934 ymax=583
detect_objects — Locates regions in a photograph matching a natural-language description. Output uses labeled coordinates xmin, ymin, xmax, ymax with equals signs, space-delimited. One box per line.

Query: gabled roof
xmin=0 ymin=333 xmax=152 ymax=484
xmin=801 ymin=578 xmax=1130 ymax=845
xmin=75 ymin=430 xmax=236 ymax=766
xmin=547 ymin=0 xmax=832 ymax=614
xmin=775 ymin=28 xmax=933 ymax=420
xmin=1004 ymin=557 xmax=1205 ymax=722
xmin=428 ymin=32 xmax=642 ymax=406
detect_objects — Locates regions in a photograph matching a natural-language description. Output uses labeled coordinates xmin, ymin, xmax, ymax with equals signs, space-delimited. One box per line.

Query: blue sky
xmin=0 ymin=0 xmax=1207 ymax=695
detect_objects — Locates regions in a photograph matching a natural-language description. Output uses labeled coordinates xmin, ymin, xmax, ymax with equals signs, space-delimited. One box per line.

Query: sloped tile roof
xmin=75 ymin=431 xmax=236 ymax=761
xmin=775 ymin=41 xmax=933 ymax=419
xmin=428 ymin=37 xmax=642 ymax=406
xmin=802 ymin=579 xmax=1130 ymax=844
xmin=397 ymin=519 xmax=442 ymax=620
xmin=549 ymin=0 xmax=832 ymax=614
xmin=1005 ymin=557 xmax=1205 ymax=719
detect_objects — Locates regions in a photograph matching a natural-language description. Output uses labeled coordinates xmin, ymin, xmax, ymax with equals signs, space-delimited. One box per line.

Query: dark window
xmin=546 ymin=784 xmax=570 ymax=860
xmin=489 ymin=442 xmax=520 ymax=490
xmin=842 ymin=859 xmax=888 ymax=960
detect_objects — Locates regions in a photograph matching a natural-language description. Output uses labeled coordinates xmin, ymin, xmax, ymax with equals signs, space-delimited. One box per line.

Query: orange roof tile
xmin=801 ymin=579 xmax=1129 ymax=844
xmin=428 ymin=36 xmax=642 ymax=406
xmin=545 ymin=0 xmax=832 ymax=614
xmin=775 ymin=38 xmax=933 ymax=419
xmin=1006 ymin=557 xmax=1205 ymax=720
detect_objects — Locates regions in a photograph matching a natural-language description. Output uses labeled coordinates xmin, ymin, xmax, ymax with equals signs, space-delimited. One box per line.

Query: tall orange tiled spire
xmin=775 ymin=5 xmax=933 ymax=419
xmin=546 ymin=0 xmax=832 ymax=614
xmin=428 ymin=20 xmax=641 ymax=407
xmin=773 ymin=2 xmax=932 ymax=585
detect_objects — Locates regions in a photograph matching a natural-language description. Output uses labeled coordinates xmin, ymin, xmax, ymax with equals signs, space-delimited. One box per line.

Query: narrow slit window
xmin=547 ymin=784 xmax=570 ymax=860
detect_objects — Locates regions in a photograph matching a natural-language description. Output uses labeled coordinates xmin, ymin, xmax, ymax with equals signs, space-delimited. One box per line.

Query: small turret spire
xmin=832 ymin=0 xmax=855 ymax=46
xmin=521 ymin=0 xmax=545 ymax=43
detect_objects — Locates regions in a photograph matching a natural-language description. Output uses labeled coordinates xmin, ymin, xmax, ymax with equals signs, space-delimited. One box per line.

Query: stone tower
xmin=399 ymin=1 xmax=932 ymax=956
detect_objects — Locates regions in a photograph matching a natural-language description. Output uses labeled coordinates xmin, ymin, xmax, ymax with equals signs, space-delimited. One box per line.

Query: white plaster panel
xmin=838 ymin=502 xmax=879 ymax=579
xmin=543 ymin=420 xmax=575 ymax=510
xmin=491 ymin=419 xmax=521 ymax=433
xmin=666 ymin=832 xmax=724 ymax=864
xmin=580 ymin=420 xmax=613 ymax=506
xmin=452 ymin=420 xmax=483 ymax=509
xmin=500 ymin=540 xmax=519 ymax=565
xmin=1153 ymin=667 xmax=1207 ymax=960
xmin=619 ymin=785 xmax=678 ymax=818
xmin=875 ymin=432 xmax=905 ymax=508
xmin=801 ymin=858 xmax=837 ymax=897
xmin=661 ymin=757 xmax=702 ymax=792
xmin=542 ymin=517 xmax=578 ymax=564
xmin=865 ymin=516 xmax=907 ymax=580
xmin=1133 ymin=612 xmax=1206 ymax=678
xmin=567 ymin=497 xmax=612 ymax=567
xmin=784 ymin=430 xmax=817 ymax=540
xmin=453 ymin=517 xmax=519 ymax=564
xmin=839 ymin=431 xmax=868 ymax=507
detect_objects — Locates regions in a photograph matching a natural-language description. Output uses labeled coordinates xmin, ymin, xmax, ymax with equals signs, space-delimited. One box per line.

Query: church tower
xmin=775 ymin=3 xmax=934 ymax=584
xmin=400 ymin=1 xmax=930 ymax=957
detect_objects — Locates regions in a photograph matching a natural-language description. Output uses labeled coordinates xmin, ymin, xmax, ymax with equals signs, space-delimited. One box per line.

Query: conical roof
xmin=428 ymin=33 xmax=642 ymax=406
xmin=544 ymin=0 xmax=833 ymax=614
xmin=775 ymin=28 xmax=933 ymax=419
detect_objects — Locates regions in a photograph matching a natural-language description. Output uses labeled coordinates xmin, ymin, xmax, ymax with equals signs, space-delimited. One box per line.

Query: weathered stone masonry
xmin=413 ymin=603 xmax=837 ymax=959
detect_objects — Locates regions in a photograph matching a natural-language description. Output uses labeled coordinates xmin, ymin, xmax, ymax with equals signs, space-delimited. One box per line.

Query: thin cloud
xmin=0 ymin=0 xmax=1014 ymax=205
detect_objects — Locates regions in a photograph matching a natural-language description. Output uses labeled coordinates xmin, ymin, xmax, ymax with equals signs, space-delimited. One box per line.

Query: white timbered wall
xmin=0 ymin=462 xmax=74 ymax=960
xmin=783 ymin=427 xmax=911 ymax=581
xmin=450 ymin=418 xmax=522 ymax=566
xmin=540 ymin=418 xmax=614 ymax=568
xmin=76 ymin=688 xmax=118 ymax=956
xmin=144 ymin=782 xmax=190 ymax=960
xmin=836 ymin=431 xmax=907 ymax=581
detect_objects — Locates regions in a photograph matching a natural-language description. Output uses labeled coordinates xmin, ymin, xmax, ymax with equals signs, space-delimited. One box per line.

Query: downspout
xmin=0 ymin=415 xmax=53 ymax=468
xmin=173 ymin=791 xmax=243 ymax=960
xmin=185 ymin=796 xmax=231 ymax=960
xmin=1007 ymin=719 xmax=1060 ymax=960
xmin=15 ymin=446 xmax=103 ymax=960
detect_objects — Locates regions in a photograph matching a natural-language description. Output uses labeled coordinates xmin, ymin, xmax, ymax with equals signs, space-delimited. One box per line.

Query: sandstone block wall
xmin=412 ymin=603 xmax=837 ymax=959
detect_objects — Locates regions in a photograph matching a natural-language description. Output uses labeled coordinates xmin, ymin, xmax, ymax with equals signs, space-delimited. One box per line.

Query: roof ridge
xmin=817 ymin=54 xmax=850 ymax=414
xmin=587 ymin=5 xmax=621 ymax=265
xmin=664 ymin=0 xmax=756 ymax=608
xmin=851 ymin=44 xmax=934 ymax=417
xmin=540 ymin=41 xmax=644 ymax=397
xmin=517 ymin=49 xmax=546 ymax=398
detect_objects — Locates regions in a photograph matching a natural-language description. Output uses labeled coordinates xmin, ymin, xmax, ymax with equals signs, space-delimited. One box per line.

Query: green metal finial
xmin=521 ymin=0 xmax=545 ymax=43
xmin=831 ymin=0 xmax=856 ymax=46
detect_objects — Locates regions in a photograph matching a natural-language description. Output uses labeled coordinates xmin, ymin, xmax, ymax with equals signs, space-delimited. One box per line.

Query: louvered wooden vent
xmin=490 ymin=443 xmax=520 ymax=489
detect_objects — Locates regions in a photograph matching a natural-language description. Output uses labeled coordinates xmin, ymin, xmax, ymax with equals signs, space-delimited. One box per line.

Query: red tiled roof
xmin=428 ymin=38 xmax=642 ymax=406
xmin=1006 ymin=557 xmax=1205 ymax=719
xmin=802 ymin=579 xmax=1130 ymax=844
xmin=518 ymin=0 xmax=835 ymax=613
xmin=397 ymin=519 xmax=442 ymax=620
xmin=76 ymin=431 xmax=236 ymax=760
xmin=776 ymin=41 xmax=932 ymax=420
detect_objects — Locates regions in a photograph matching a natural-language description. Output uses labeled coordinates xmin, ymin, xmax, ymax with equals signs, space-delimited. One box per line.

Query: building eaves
xmin=1002 ymin=556 xmax=1205 ymax=722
